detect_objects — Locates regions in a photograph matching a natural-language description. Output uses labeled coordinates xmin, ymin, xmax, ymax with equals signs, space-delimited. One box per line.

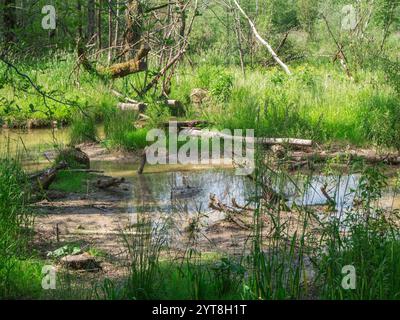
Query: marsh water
xmin=2 ymin=128 xmax=400 ymax=217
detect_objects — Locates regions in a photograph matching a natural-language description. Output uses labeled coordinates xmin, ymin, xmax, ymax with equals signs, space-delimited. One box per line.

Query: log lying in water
xmin=31 ymin=161 xmax=68 ymax=190
xmin=209 ymin=194 xmax=252 ymax=229
xmin=96 ymin=177 xmax=126 ymax=189
xmin=289 ymin=150 xmax=400 ymax=165
xmin=182 ymin=129 xmax=312 ymax=147
xmin=163 ymin=120 xmax=209 ymax=129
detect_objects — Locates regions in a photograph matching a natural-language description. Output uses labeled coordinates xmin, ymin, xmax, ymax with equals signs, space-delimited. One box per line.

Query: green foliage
xmin=358 ymin=92 xmax=400 ymax=150
xmin=69 ymin=112 xmax=98 ymax=145
xmin=49 ymin=171 xmax=92 ymax=193
xmin=296 ymin=0 xmax=320 ymax=35
xmin=47 ymin=245 xmax=82 ymax=259
xmin=104 ymin=109 xmax=149 ymax=151
xmin=0 ymin=158 xmax=36 ymax=298
xmin=317 ymin=166 xmax=400 ymax=299
xmin=197 ymin=66 xmax=234 ymax=102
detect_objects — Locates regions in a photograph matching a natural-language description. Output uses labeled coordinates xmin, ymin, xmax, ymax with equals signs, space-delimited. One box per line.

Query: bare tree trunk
xmin=87 ymin=0 xmax=96 ymax=41
xmin=97 ymin=0 xmax=102 ymax=50
xmin=4 ymin=0 xmax=17 ymax=44
xmin=233 ymin=0 xmax=292 ymax=75
xmin=114 ymin=0 xmax=120 ymax=55
xmin=108 ymin=0 xmax=113 ymax=64
xmin=233 ymin=9 xmax=245 ymax=77
xmin=77 ymin=0 xmax=83 ymax=39
xmin=177 ymin=0 xmax=186 ymax=47
xmin=124 ymin=0 xmax=143 ymax=60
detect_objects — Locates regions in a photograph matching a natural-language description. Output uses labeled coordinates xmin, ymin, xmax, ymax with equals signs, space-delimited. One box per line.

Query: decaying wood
xmin=167 ymin=100 xmax=183 ymax=108
xmin=163 ymin=120 xmax=209 ymax=129
xmin=61 ymin=253 xmax=101 ymax=271
xmin=117 ymin=102 xmax=147 ymax=112
xmin=78 ymin=40 xmax=150 ymax=79
xmin=67 ymin=169 xmax=104 ymax=173
xmin=96 ymin=177 xmax=126 ymax=189
xmin=111 ymin=89 xmax=139 ymax=104
xmin=59 ymin=147 xmax=90 ymax=169
xmin=166 ymin=100 xmax=185 ymax=116
xmin=182 ymin=128 xmax=312 ymax=147
xmin=116 ymin=100 xmax=183 ymax=114
xmin=289 ymin=150 xmax=400 ymax=165
xmin=209 ymin=194 xmax=252 ymax=229
xmin=100 ymin=44 xmax=150 ymax=78
xmin=321 ymin=184 xmax=335 ymax=206
xmin=31 ymin=161 xmax=68 ymax=191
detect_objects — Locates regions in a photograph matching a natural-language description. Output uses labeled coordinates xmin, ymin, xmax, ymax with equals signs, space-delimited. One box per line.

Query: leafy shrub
xmin=197 ymin=66 xmax=233 ymax=102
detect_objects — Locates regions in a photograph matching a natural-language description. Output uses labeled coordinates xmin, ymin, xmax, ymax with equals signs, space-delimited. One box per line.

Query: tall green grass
xmin=0 ymin=157 xmax=42 ymax=299
xmin=103 ymin=109 xmax=149 ymax=151
xmin=171 ymin=63 xmax=400 ymax=148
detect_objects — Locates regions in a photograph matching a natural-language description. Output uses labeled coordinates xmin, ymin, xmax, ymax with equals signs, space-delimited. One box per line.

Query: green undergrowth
xmin=49 ymin=171 xmax=93 ymax=194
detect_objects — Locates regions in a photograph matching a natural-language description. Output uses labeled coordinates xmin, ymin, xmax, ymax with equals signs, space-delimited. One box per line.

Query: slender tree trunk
xmin=233 ymin=0 xmax=292 ymax=75
xmin=177 ymin=0 xmax=186 ymax=47
xmin=124 ymin=0 xmax=143 ymax=60
xmin=77 ymin=0 xmax=83 ymax=39
xmin=108 ymin=0 xmax=113 ymax=64
xmin=4 ymin=0 xmax=17 ymax=44
xmin=87 ymin=0 xmax=96 ymax=41
xmin=114 ymin=0 xmax=120 ymax=55
xmin=233 ymin=9 xmax=245 ymax=77
xmin=97 ymin=0 xmax=102 ymax=50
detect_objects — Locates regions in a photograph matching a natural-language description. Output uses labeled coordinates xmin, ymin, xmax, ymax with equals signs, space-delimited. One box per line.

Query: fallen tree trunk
xmin=96 ymin=177 xmax=126 ymax=189
xmin=111 ymin=89 xmax=140 ymax=104
xmin=209 ymin=194 xmax=252 ymax=229
xmin=289 ymin=150 xmax=400 ymax=165
xmin=31 ymin=161 xmax=68 ymax=190
xmin=163 ymin=120 xmax=209 ymax=129
xmin=182 ymin=128 xmax=312 ymax=147
xmin=78 ymin=41 xmax=150 ymax=79
xmin=117 ymin=102 xmax=147 ymax=112
xmin=117 ymin=100 xmax=183 ymax=115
